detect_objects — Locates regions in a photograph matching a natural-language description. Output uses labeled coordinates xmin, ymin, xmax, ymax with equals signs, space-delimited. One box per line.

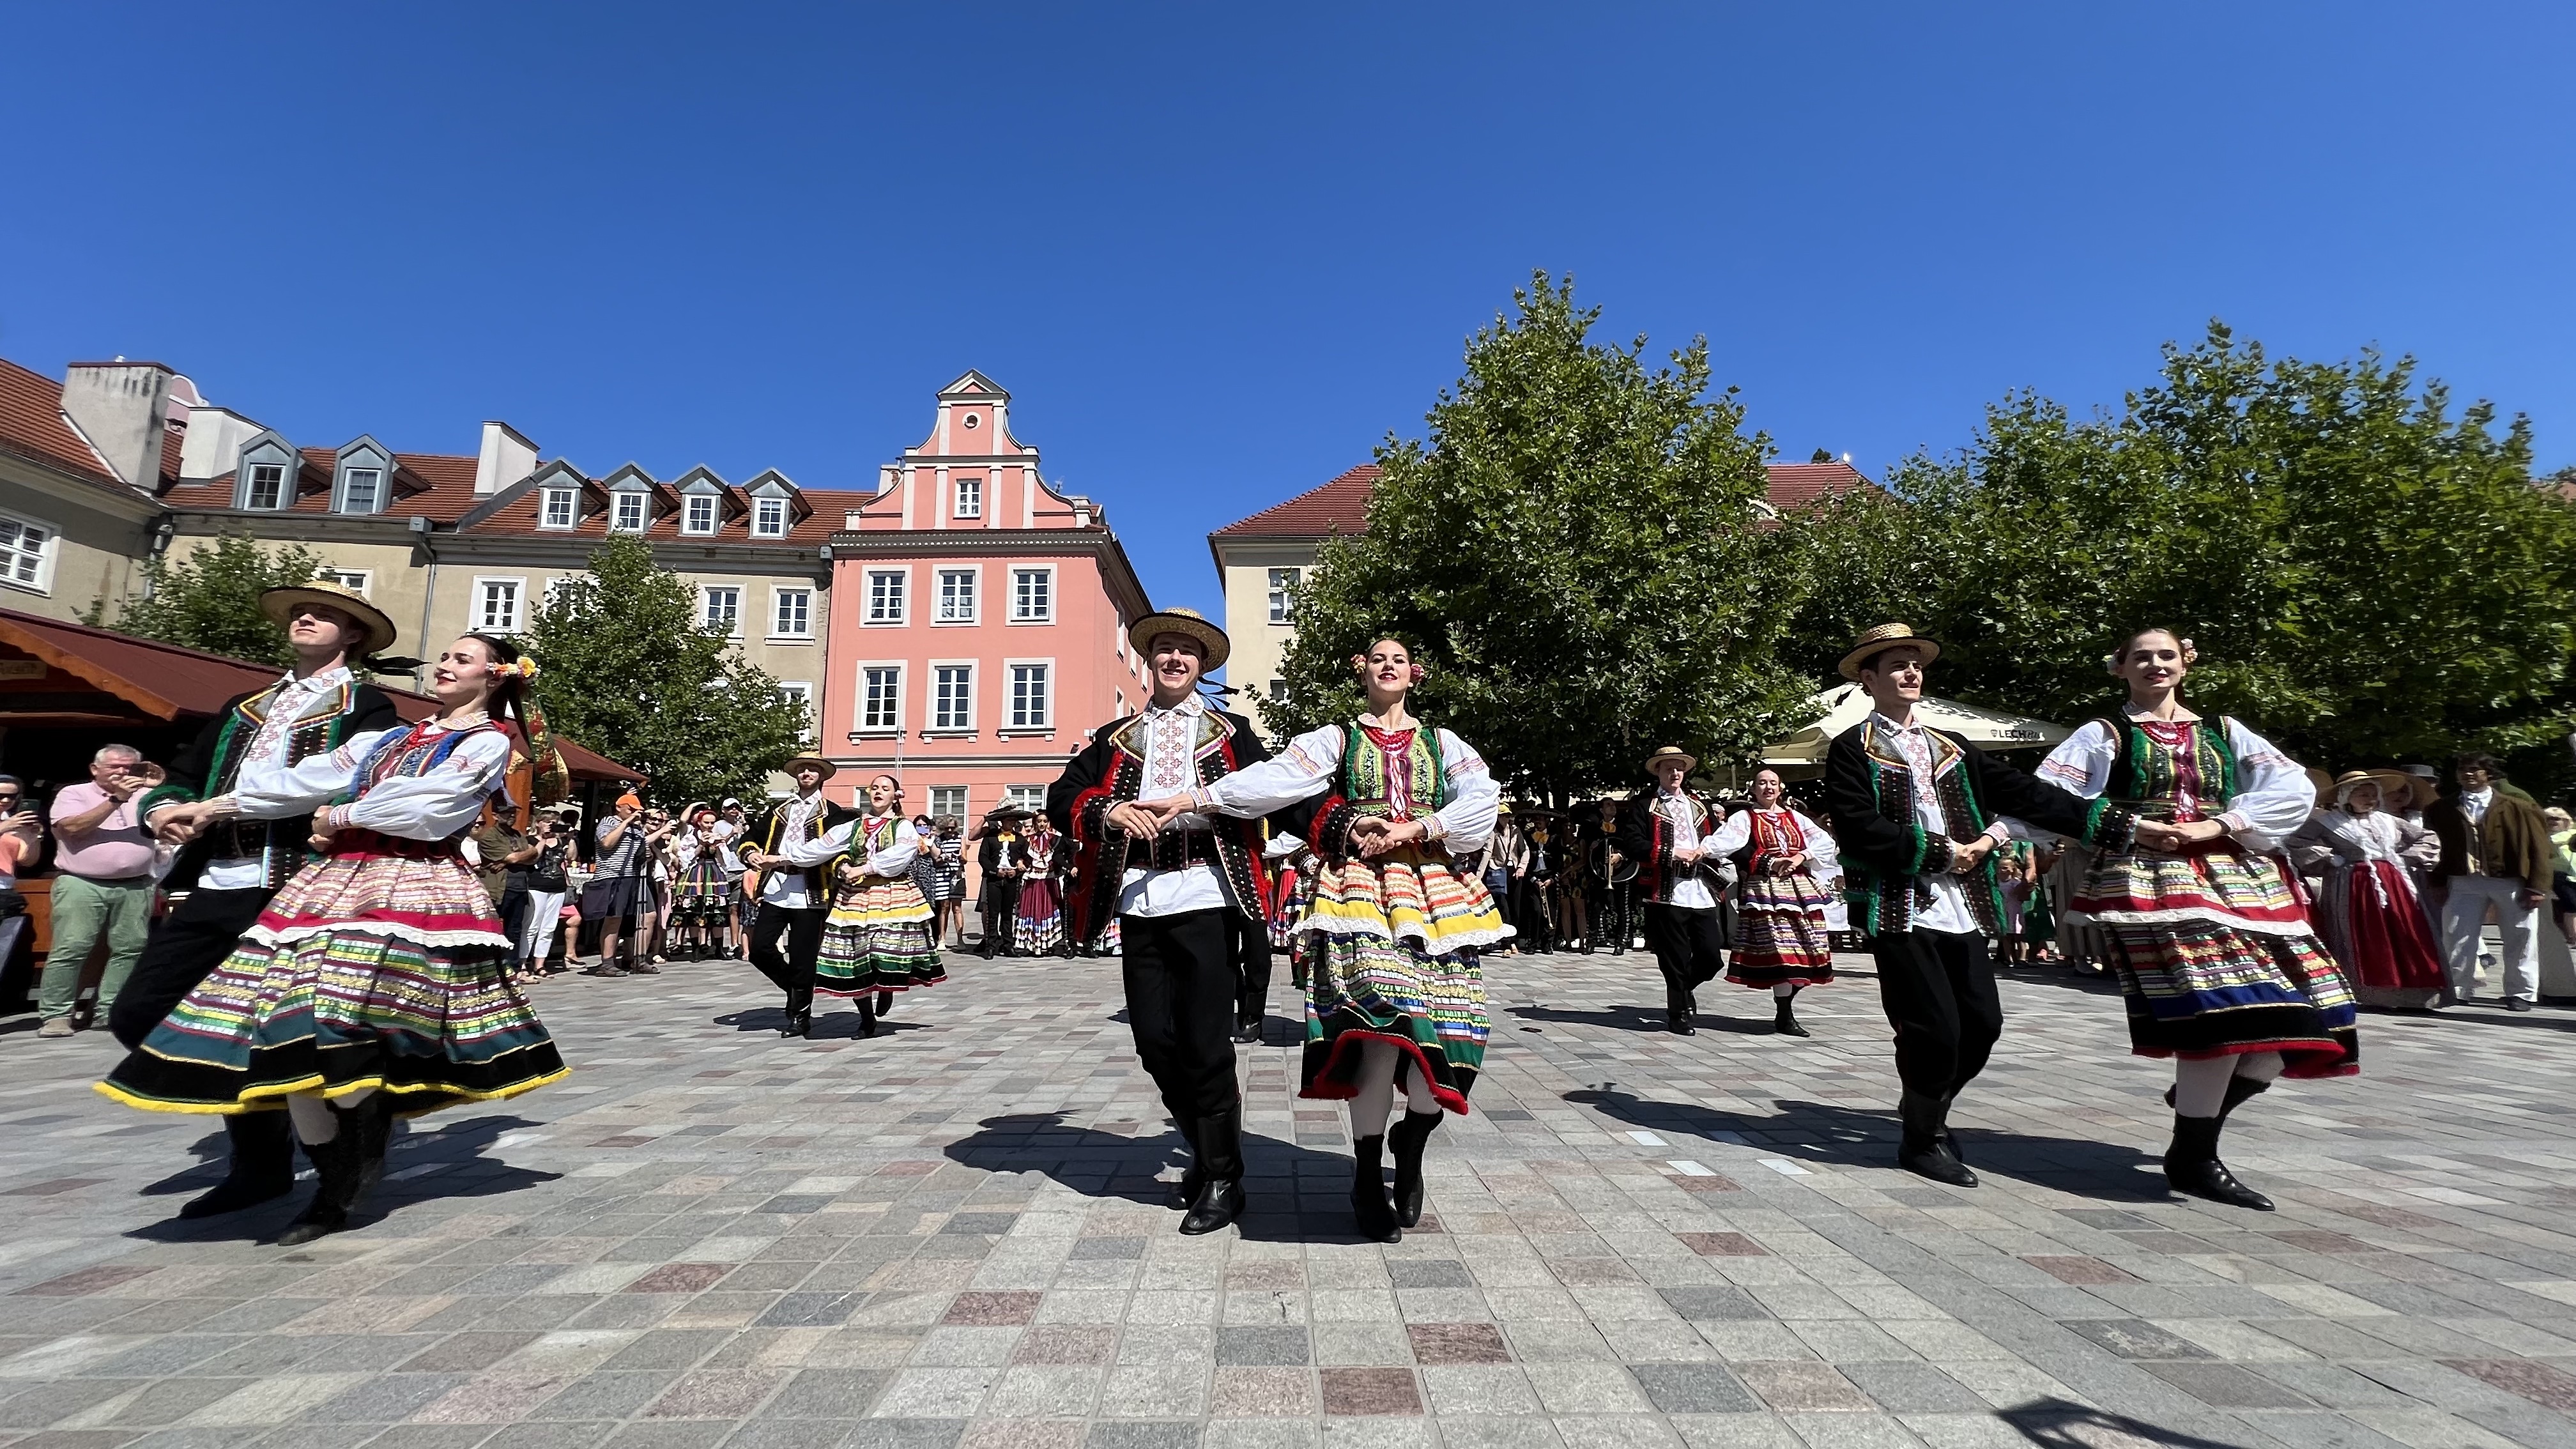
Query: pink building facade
xmin=818 ymin=371 xmax=1151 ymax=831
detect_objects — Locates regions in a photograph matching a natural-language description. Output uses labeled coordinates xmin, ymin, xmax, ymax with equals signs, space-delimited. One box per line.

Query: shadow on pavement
xmin=125 ymin=1112 xmax=560 ymax=1243
xmin=711 ymin=1008 xmax=928 ymax=1038
xmin=2002 ymin=1398 xmax=2256 ymax=1449
xmin=1564 ymin=1087 xmax=2174 ymax=1202
xmin=1507 ymin=1004 xmax=1777 ymax=1036
xmin=944 ymin=1110 xmax=1379 ymax=1244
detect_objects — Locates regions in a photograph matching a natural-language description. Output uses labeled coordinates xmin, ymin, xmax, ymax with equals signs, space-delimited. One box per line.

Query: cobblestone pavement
xmin=8 ymin=946 xmax=2576 ymax=1449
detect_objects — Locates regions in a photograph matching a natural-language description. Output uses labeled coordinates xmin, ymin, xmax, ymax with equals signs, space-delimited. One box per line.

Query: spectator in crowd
xmin=2423 ymin=753 xmax=2553 ymax=1011
xmin=518 ymin=813 xmax=576 ymax=981
xmin=2547 ymin=806 xmax=2576 ymax=947
xmin=38 ymin=745 xmax=160 ymax=1038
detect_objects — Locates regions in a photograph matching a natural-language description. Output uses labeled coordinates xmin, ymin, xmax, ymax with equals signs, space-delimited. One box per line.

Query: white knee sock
xmin=2234 ymin=1051 xmax=2286 ymax=1085
xmin=1774 ymin=983 xmax=1797 ymax=999
xmin=285 ymin=1094 xmax=337 ymax=1144
xmin=1400 ymin=1058 xmax=1439 ymax=1116
xmin=1349 ymin=1040 xmax=1399 ymax=1137
xmin=2171 ymin=1057 xmax=2238 ymax=1117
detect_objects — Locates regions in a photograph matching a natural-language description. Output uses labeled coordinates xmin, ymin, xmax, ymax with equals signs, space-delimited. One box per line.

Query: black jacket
xmin=1046 ymin=705 xmax=1280 ymax=940
xmin=1614 ymin=791 xmax=1730 ymax=905
xmin=740 ymin=794 xmax=858 ymax=901
xmin=141 ymin=678 xmax=402 ymax=892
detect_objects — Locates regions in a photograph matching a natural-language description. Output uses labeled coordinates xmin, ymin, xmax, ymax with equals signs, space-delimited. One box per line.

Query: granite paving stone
xmin=6 ymin=948 xmax=2576 ymax=1447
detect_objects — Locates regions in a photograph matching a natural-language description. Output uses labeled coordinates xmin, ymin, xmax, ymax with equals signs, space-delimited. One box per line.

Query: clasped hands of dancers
xmin=80 ymin=594 xmax=2357 ymax=1248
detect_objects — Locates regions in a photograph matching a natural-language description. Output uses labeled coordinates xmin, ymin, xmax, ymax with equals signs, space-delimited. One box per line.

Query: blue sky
xmin=5 ymin=4 xmax=2569 ymax=629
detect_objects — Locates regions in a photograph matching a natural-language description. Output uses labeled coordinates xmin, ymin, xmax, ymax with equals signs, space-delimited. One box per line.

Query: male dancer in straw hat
xmin=121 ymin=580 xmax=402 ymax=1218
xmin=736 ymin=755 xmax=857 ymax=1037
xmin=1048 ymin=608 xmax=1276 ymax=1236
xmin=1821 ymin=624 xmax=2158 ymax=1186
xmin=1617 ymin=746 xmax=1735 ymax=1035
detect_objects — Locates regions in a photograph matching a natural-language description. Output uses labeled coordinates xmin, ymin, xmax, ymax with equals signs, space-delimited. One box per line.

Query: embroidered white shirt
xmin=1871 ymin=710 xmax=2007 ymax=935
xmin=200 ymin=667 xmax=355 ymax=891
xmin=1654 ymin=790 xmax=1720 ymax=910
xmin=757 ymin=792 xmax=831 ymax=910
xmin=1121 ymin=695 xmax=1226 ymax=918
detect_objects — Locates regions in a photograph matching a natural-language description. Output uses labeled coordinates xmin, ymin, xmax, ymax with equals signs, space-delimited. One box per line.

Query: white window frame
xmin=1267 ymin=567 xmax=1301 ymax=625
xmin=855 ymin=662 xmax=903 ymax=735
xmin=318 ymin=568 xmax=371 ymax=596
xmin=1002 ymin=658 xmax=1054 ymax=733
xmin=539 ymin=486 xmax=578 ymax=530
xmin=777 ymin=681 xmax=814 ymax=743
xmin=928 ymin=661 xmax=975 ymax=733
xmin=1009 ymin=565 xmax=1055 ymax=624
xmin=1002 ymin=784 xmax=1046 ymax=813
xmin=953 ymin=475 xmax=983 ymax=519
xmin=751 ymin=495 xmax=789 ymax=538
xmin=337 ymin=466 xmax=384 ymax=516
xmin=472 ymin=575 xmax=526 ymax=633
xmin=934 ymin=566 xmax=979 ymax=624
xmin=700 ymin=585 xmax=742 ymax=637
xmin=0 ymin=510 xmax=59 ymax=595
xmin=682 ymin=493 xmax=720 ymax=536
xmin=610 ymin=490 xmax=650 ymax=533
xmin=864 ymin=567 xmax=908 ymax=625
xmin=769 ymin=586 xmax=813 ymax=640
xmin=928 ymin=785 xmax=967 ymax=822
xmin=245 ymin=462 xmax=288 ymax=512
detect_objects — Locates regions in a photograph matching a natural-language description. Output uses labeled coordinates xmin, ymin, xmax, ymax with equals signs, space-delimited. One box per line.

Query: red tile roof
xmin=165 ymin=447 xmax=487 ymax=521
xmin=1209 ymin=459 xmax=1883 ymax=546
xmin=0 ymin=357 xmax=128 ymax=495
xmin=457 ymin=474 xmax=873 ymax=547
xmin=1209 ymin=464 xmax=1381 ymax=539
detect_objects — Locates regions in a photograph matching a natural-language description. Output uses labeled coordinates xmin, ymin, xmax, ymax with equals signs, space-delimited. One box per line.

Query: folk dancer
xmin=799 ymin=774 xmax=941 ymax=1034
xmin=2037 ymin=628 xmax=2358 ymax=1210
xmin=102 ymin=634 xmax=570 ymax=1243
xmin=1016 ymin=812 xmax=1070 ymax=956
xmin=2290 ymin=771 xmax=2444 ymax=1010
xmin=1708 ymin=767 xmax=1839 ymax=1036
xmin=116 ymin=581 xmax=402 ymax=1219
xmin=735 ymin=755 xmax=856 ymax=1037
xmin=1584 ymin=798 xmax=1636 ymax=955
xmin=1146 ymin=636 xmax=1504 ymax=1243
xmin=671 ymin=806 xmax=733 ymax=960
xmin=1823 ymin=624 xmax=2132 ymax=1187
xmin=1618 ymin=747 xmax=1735 ymax=1034
xmin=1048 ymin=608 xmax=1275 ymax=1236
xmin=2423 ymin=753 xmax=2554 ymax=1012
xmin=977 ymin=816 xmax=1023 ymax=957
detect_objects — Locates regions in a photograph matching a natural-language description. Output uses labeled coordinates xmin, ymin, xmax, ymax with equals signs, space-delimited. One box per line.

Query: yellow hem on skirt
xmin=93 ymin=1065 xmax=573 ymax=1117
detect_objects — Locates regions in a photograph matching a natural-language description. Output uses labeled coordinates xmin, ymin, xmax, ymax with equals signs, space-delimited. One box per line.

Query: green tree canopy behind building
xmin=93 ymin=533 xmax=320 ymax=668
xmin=525 ymin=536 xmax=809 ymax=805
xmin=1782 ymin=322 xmax=2576 ymax=779
xmin=1264 ymin=272 xmax=1816 ymax=799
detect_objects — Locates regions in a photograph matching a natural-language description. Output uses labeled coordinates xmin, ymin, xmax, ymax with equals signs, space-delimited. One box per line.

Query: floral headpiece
xmin=494 ymin=656 xmax=542 ymax=681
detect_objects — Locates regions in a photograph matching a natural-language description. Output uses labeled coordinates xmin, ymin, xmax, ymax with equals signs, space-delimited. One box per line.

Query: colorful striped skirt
xmin=1297 ymin=845 xmax=1493 ymax=1115
xmin=2069 ymin=847 xmax=2358 ymax=1077
xmin=98 ymin=847 xmax=567 ymax=1116
xmin=1014 ymin=877 xmax=1065 ymax=955
xmin=1725 ymin=870 xmax=1836 ymax=989
xmin=816 ymin=875 xmax=943 ymax=996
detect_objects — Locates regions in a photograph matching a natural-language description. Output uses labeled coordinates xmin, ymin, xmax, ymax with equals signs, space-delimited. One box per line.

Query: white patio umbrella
xmin=1763 ymin=682 xmax=2073 ymax=768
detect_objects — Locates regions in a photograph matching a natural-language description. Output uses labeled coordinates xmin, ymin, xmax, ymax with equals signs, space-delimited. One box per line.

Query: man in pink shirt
xmin=38 ymin=744 xmax=160 ymax=1038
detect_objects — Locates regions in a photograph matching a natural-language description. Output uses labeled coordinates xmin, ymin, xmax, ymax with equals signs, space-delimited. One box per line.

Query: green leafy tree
xmin=1265 ymin=272 xmax=1816 ymax=799
xmin=90 ymin=533 xmax=321 ymax=666
xmin=1782 ymin=321 xmax=2576 ymax=781
xmin=524 ymin=536 xmax=809 ymax=804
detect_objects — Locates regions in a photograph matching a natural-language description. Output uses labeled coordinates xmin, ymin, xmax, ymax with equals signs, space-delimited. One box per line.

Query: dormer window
xmin=753 ymin=496 xmax=788 ymax=537
xmin=684 ymin=494 xmax=719 ymax=535
xmin=954 ymin=476 xmax=983 ymax=519
xmin=612 ymin=492 xmax=648 ymax=533
xmin=245 ymin=463 xmax=286 ymax=510
xmin=339 ymin=468 xmax=381 ymax=514
xmin=540 ymin=487 xmax=578 ymax=530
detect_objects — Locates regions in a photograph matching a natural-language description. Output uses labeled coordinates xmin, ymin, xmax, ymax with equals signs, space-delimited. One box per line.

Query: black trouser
xmin=1121 ymin=908 xmax=1244 ymax=1132
xmin=495 ymin=882 xmax=530 ymax=959
xmin=1232 ymin=908 xmax=1271 ymax=1027
xmin=981 ymin=878 xmax=1020 ymax=951
xmin=747 ymin=902 xmax=827 ymax=1004
xmin=1590 ymin=880 xmax=1635 ymax=949
xmin=109 ymin=887 xmax=297 ymax=1187
xmin=1871 ymin=927 xmax=2002 ymax=1098
xmin=1644 ymin=903 xmax=1726 ymax=1017
xmin=1513 ymin=876 xmax=1556 ymax=949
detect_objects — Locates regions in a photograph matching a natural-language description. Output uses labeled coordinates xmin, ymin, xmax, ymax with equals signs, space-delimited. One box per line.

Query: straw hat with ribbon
xmin=1641 ymin=745 xmax=1699 ymax=776
xmin=1838 ymin=622 xmax=1942 ymax=682
xmin=783 ymin=755 xmax=838 ymax=783
xmin=259 ymin=579 xmax=400 ymax=659
xmin=1126 ymin=607 xmax=1230 ymax=671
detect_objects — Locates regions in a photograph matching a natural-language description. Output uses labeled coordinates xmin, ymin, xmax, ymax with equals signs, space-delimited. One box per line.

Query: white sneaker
xmin=36 ymin=1019 xmax=75 ymax=1038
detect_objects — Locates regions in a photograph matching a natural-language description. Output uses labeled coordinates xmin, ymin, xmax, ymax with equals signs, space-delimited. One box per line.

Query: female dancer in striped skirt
xmin=2037 ymin=628 xmax=2358 ymax=1211
xmin=1706 ymin=768 xmax=1838 ymax=1036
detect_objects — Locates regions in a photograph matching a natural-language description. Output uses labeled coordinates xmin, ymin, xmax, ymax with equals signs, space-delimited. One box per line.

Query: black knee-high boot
xmin=1773 ymin=986 xmax=1809 ymax=1038
xmin=1181 ymin=1107 xmax=1245 ymax=1236
xmin=181 ymin=1111 xmax=300 ymax=1220
xmin=277 ymin=1098 xmax=390 ymax=1246
xmin=1388 ymin=1110 xmax=1441 ymax=1228
xmin=1349 ymin=1133 xmax=1399 ymax=1243
xmin=2163 ymin=1112 xmax=2272 ymax=1211
xmin=1897 ymin=1089 xmax=1975 ymax=1186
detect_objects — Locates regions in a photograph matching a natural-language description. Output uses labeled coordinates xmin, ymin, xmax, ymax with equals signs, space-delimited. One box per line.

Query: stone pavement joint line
xmin=5 ymin=949 xmax=2576 ymax=1449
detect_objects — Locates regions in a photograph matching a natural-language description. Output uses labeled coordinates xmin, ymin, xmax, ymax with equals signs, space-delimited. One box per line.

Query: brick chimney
xmin=61 ymin=360 xmax=178 ymax=489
